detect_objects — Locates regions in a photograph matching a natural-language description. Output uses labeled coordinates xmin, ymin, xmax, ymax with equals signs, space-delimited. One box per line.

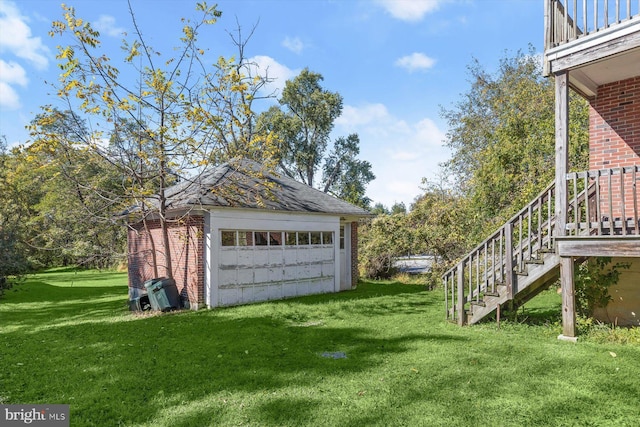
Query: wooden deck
xmin=543 ymin=1 xmax=640 ymax=96
xmin=545 ymin=0 xmax=640 ymax=49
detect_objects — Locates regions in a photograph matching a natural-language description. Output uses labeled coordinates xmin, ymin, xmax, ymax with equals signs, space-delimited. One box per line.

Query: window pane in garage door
xmin=255 ymin=232 xmax=268 ymax=246
xmin=269 ymin=232 xmax=282 ymax=245
xmin=285 ymin=232 xmax=297 ymax=246
xmin=298 ymin=232 xmax=310 ymax=245
xmin=238 ymin=231 xmax=252 ymax=246
xmin=221 ymin=231 xmax=236 ymax=246
xmin=310 ymin=231 xmax=321 ymax=245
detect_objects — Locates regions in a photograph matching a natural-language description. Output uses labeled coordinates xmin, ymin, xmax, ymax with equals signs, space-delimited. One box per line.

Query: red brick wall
xmin=128 ymin=215 xmax=205 ymax=308
xmin=589 ymin=76 xmax=640 ymax=219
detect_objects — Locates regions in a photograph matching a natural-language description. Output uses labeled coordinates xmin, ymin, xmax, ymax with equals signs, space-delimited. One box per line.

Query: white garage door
xmin=216 ymin=230 xmax=335 ymax=306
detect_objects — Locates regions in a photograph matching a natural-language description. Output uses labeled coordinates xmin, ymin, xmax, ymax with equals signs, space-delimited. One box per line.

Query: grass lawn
xmin=1 ymin=268 xmax=639 ymax=426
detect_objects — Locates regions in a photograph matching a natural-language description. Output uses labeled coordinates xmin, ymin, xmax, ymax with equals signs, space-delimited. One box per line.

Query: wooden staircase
xmin=444 ymin=165 xmax=640 ymax=326
xmin=443 ymin=182 xmax=561 ymax=325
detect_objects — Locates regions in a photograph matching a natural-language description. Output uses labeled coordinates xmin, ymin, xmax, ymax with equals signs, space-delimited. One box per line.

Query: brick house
xmin=126 ymin=159 xmax=370 ymax=309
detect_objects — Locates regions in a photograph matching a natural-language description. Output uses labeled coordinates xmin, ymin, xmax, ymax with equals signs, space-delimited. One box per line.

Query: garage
xmin=127 ymin=159 xmax=370 ymax=309
xmin=210 ymin=211 xmax=339 ymax=306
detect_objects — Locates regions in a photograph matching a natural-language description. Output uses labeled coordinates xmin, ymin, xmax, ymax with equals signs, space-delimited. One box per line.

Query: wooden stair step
xmin=537 ymin=247 xmax=555 ymax=254
xmin=483 ymin=291 xmax=500 ymax=298
xmin=470 ymin=300 xmax=487 ymax=307
xmin=525 ymin=258 xmax=545 ymax=265
xmin=515 ymin=269 xmax=528 ymax=276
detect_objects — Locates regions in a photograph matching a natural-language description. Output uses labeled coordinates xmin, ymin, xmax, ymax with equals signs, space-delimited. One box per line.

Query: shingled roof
xmin=163 ymin=159 xmax=371 ymax=217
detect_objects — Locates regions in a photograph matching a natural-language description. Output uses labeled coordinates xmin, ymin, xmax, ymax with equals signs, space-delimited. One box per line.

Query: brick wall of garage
xmin=127 ymin=215 xmax=205 ymax=308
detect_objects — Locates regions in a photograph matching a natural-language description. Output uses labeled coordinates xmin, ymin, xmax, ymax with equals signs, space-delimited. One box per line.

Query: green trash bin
xmin=144 ymin=277 xmax=180 ymax=312
xmin=144 ymin=278 xmax=165 ymax=311
xmin=158 ymin=278 xmax=181 ymax=310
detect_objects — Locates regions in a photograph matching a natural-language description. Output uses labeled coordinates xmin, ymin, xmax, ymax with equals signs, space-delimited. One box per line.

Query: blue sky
xmin=0 ymin=0 xmax=545 ymax=208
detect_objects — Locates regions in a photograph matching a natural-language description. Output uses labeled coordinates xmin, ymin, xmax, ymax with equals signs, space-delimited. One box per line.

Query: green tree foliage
xmin=16 ymin=110 xmax=127 ymax=268
xmin=370 ymin=203 xmax=389 ymax=216
xmin=408 ymin=181 xmax=476 ymax=271
xmin=575 ymin=258 xmax=631 ymax=318
xmin=390 ymin=202 xmax=407 ymax=216
xmin=359 ymin=214 xmax=412 ymax=279
xmin=260 ymin=69 xmax=374 ymax=207
xmin=321 ymin=134 xmax=374 ymax=207
xmin=267 ymin=68 xmax=342 ymax=186
xmin=0 ymin=137 xmax=31 ymax=291
xmin=441 ymin=48 xmax=589 ymax=234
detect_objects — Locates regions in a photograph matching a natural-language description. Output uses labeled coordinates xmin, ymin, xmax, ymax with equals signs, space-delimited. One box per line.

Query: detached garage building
xmin=127 ymin=160 xmax=370 ymax=309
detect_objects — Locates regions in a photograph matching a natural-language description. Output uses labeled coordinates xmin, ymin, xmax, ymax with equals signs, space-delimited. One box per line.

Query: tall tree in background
xmin=266 ymin=68 xmax=342 ymax=187
xmin=260 ymin=69 xmax=374 ymax=208
xmin=321 ymin=134 xmax=374 ymax=207
xmin=440 ymin=48 xmax=589 ymax=233
xmin=40 ymin=2 xmax=275 ymax=277
xmin=206 ymin=23 xmax=279 ymax=165
xmin=26 ymin=110 xmax=126 ymax=268
xmin=0 ymin=137 xmax=31 ymax=289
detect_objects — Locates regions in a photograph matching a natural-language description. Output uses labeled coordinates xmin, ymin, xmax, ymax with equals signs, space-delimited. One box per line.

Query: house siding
xmin=351 ymin=221 xmax=359 ymax=287
xmin=592 ymin=257 xmax=640 ymax=326
xmin=127 ymin=216 xmax=205 ymax=308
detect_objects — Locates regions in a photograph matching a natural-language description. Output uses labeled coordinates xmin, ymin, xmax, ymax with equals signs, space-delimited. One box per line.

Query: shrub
xmin=574 ymin=257 xmax=630 ymax=318
xmin=358 ymin=214 xmax=410 ymax=279
xmin=0 ymin=226 xmax=30 ymax=297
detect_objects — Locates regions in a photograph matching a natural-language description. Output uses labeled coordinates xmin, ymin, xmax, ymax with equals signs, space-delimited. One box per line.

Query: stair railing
xmin=443 ymin=167 xmax=635 ymax=324
xmin=443 ymin=181 xmax=556 ymax=325
xmin=545 ymin=0 xmax=640 ymax=49
xmin=566 ymin=166 xmax=640 ymax=237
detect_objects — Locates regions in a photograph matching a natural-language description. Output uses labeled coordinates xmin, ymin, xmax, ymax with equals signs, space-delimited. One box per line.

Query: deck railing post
xmin=457 ymin=262 xmax=465 ymax=326
xmin=560 ymin=256 xmax=577 ymax=338
xmin=505 ymin=222 xmax=515 ymax=300
xmin=444 ymin=274 xmax=449 ymax=320
xmin=633 ymin=166 xmax=638 ymax=235
xmin=555 ymin=71 xmax=569 ymax=239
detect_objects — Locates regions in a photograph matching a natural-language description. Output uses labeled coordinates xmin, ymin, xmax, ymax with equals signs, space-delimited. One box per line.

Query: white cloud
xmin=0 ymin=60 xmax=27 ymax=109
xmin=335 ymin=103 xmax=448 ymax=208
xmin=0 ymin=81 xmax=21 ymax=109
xmin=93 ymin=15 xmax=126 ymax=38
xmin=336 ymin=103 xmax=391 ymax=127
xmin=415 ymin=117 xmax=445 ymax=144
xmin=395 ymin=52 xmax=436 ymax=72
xmin=0 ymin=0 xmax=49 ymax=69
xmin=376 ymin=0 xmax=445 ymax=22
xmin=247 ymin=55 xmax=300 ymax=97
xmin=282 ymin=36 xmax=304 ymax=54
xmin=0 ymin=59 xmax=28 ymax=85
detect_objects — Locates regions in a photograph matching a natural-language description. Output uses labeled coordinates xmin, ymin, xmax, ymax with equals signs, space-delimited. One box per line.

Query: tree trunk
xmin=141 ymin=210 xmax=159 ymax=278
xmin=158 ymin=118 xmax=173 ymax=279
